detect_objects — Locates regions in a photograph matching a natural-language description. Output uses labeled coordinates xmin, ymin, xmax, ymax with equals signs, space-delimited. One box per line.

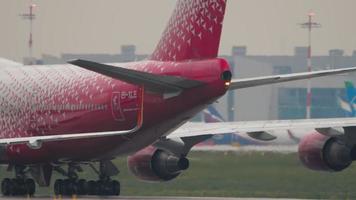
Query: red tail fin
xmin=150 ymin=0 xmax=227 ymax=61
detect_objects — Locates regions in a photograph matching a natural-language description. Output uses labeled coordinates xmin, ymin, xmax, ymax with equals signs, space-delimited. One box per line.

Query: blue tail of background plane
xmin=339 ymin=81 xmax=356 ymax=117
xmin=202 ymin=106 xmax=232 ymax=145
xmin=201 ymin=106 xmax=261 ymax=146
xmin=345 ymin=81 xmax=356 ymax=104
xmin=203 ymin=106 xmax=225 ymax=123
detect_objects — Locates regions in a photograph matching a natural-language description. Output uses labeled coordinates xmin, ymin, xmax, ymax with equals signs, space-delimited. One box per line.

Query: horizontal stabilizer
xmin=69 ymin=59 xmax=204 ymax=97
xmin=228 ymin=67 xmax=356 ymax=90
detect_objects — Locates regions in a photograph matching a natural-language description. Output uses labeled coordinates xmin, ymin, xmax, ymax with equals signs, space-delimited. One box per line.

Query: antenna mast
xmin=300 ymin=11 xmax=321 ymax=119
xmin=20 ymin=1 xmax=37 ymax=65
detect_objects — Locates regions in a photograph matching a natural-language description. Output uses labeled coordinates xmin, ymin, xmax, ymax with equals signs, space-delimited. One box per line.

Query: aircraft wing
xmin=228 ymin=67 xmax=356 ymax=90
xmin=0 ymin=127 xmax=140 ymax=149
xmin=168 ymin=118 xmax=356 ymax=140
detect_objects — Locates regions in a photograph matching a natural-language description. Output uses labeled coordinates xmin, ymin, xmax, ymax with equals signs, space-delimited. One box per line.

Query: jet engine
xmin=298 ymin=132 xmax=352 ymax=172
xmin=127 ymin=146 xmax=189 ymax=182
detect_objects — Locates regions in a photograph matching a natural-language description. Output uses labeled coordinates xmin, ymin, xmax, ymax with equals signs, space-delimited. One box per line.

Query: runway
xmin=0 ymin=196 xmax=309 ymax=200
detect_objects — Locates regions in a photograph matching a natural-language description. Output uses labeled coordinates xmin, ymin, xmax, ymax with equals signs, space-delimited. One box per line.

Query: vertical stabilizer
xmin=150 ymin=0 xmax=227 ymax=61
xmin=345 ymin=81 xmax=356 ymax=116
xmin=345 ymin=81 xmax=356 ymax=103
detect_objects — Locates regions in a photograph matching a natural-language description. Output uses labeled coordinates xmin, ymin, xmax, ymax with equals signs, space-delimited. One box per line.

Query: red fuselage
xmin=0 ymin=58 xmax=230 ymax=164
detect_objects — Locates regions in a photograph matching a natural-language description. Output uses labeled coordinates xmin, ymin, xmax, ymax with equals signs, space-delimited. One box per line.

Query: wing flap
xmin=228 ymin=67 xmax=356 ymax=90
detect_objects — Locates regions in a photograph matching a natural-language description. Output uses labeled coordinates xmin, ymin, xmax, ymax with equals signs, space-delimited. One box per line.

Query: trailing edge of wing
xmin=69 ymin=59 xmax=204 ymax=96
xmin=228 ymin=67 xmax=356 ymax=90
xmin=0 ymin=126 xmax=140 ymax=149
xmin=0 ymin=113 xmax=143 ymax=149
xmin=168 ymin=117 xmax=356 ymax=140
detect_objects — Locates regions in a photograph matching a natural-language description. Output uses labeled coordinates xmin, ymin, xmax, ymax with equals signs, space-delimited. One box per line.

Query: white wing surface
xmin=0 ymin=58 xmax=22 ymax=67
xmin=168 ymin=118 xmax=356 ymax=139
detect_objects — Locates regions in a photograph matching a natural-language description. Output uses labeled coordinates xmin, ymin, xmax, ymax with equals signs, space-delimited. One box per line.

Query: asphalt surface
xmin=0 ymin=196 xmax=309 ymax=200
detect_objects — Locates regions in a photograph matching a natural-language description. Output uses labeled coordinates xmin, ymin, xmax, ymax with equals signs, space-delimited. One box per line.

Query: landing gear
xmin=1 ymin=166 xmax=36 ymax=196
xmin=53 ymin=161 xmax=120 ymax=196
xmin=54 ymin=179 xmax=120 ymax=196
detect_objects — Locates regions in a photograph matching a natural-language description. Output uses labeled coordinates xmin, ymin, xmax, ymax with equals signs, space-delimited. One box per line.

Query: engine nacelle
xmin=298 ymin=132 xmax=352 ymax=172
xmin=127 ymin=146 xmax=189 ymax=182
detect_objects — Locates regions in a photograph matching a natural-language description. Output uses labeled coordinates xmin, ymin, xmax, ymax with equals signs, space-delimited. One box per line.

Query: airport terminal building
xmin=37 ymin=45 xmax=356 ymax=121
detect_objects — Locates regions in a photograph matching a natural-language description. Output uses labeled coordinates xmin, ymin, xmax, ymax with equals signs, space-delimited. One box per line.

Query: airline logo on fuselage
xmin=111 ymin=90 xmax=138 ymax=121
xmin=111 ymin=92 xmax=125 ymax=121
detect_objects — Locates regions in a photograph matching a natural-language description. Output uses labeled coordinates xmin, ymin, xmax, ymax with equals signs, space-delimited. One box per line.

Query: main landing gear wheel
xmin=53 ymin=162 xmax=120 ymax=196
xmin=1 ymin=165 xmax=36 ymax=197
xmin=54 ymin=179 xmax=78 ymax=196
xmin=54 ymin=178 xmax=120 ymax=196
xmin=1 ymin=178 xmax=35 ymax=196
xmin=94 ymin=180 xmax=120 ymax=196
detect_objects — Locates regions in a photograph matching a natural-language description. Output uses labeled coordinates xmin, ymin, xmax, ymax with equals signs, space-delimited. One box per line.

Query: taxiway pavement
xmin=0 ymin=196 xmax=309 ymax=200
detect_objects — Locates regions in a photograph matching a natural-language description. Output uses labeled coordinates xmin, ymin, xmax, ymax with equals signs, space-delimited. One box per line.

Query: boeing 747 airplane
xmin=1 ymin=0 xmax=356 ymax=197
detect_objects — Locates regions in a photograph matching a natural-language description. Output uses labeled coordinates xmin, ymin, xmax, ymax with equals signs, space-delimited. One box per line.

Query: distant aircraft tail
xmin=345 ymin=81 xmax=356 ymax=104
xmin=203 ymin=106 xmax=225 ymax=123
xmin=201 ymin=106 xmax=233 ymax=145
xmin=201 ymin=106 xmax=264 ymax=146
xmin=150 ymin=0 xmax=227 ymax=61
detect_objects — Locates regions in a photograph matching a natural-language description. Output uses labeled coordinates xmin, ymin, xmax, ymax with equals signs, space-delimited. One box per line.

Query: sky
xmin=1 ymin=0 xmax=356 ymax=62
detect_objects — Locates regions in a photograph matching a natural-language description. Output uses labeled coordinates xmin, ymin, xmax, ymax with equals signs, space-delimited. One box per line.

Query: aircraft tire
xmin=25 ymin=179 xmax=36 ymax=196
xmin=1 ymin=178 xmax=12 ymax=196
xmin=77 ymin=179 xmax=87 ymax=195
xmin=54 ymin=179 xmax=63 ymax=195
xmin=1 ymin=178 xmax=36 ymax=196
xmin=53 ymin=178 xmax=120 ymax=196
xmin=87 ymin=180 xmax=96 ymax=195
xmin=111 ymin=180 xmax=120 ymax=196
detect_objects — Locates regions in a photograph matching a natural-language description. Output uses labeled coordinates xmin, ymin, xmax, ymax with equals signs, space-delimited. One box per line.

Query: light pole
xmin=300 ymin=11 xmax=321 ymax=119
xmin=20 ymin=1 xmax=37 ymax=65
